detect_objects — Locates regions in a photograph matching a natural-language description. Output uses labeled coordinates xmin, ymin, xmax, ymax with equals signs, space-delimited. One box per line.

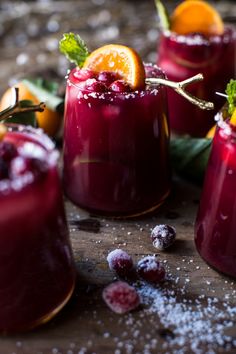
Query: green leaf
xmin=59 ymin=33 xmax=89 ymax=67
xmin=170 ymin=137 xmax=212 ymax=185
xmin=4 ymin=100 xmax=37 ymax=127
xmin=22 ymin=79 xmax=63 ymax=112
xmin=27 ymin=78 xmax=59 ymax=95
xmin=225 ymin=79 xmax=236 ymax=115
xmin=154 ymin=0 xmax=170 ymax=31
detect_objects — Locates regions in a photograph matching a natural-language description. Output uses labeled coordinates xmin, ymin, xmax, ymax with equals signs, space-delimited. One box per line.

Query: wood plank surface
xmin=0 ymin=1 xmax=236 ymax=353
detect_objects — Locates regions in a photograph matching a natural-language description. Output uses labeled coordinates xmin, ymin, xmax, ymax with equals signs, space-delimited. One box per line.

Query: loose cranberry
xmin=137 ymin=256 xmax=165 ymax=283
xmin=109 ymin=80 xmax=132 ymax=93
xmin=0 ymin=141 xmax=18 ymax=161
xmin=0 ymin=158 xmax=9 ymax=179
xmin=10 ymin=157 xmax=47 ymax=180
xmin=97 ymin=71 xmax=119 ymax=86
xmin=107 ymin=249 xmax=134 ymax=278
xmin=73 ymin=69 xmax=96 ymax=82
xmin=151 ymin=224 xmax=176 ymax=251
xmin=85 ymin=79 xmax=108 ymax=93
xmin=102 ymin=281 xmax=140 ymax=314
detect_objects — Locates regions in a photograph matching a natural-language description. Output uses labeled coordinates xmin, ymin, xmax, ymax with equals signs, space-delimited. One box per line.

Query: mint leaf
xmin=4 ymin=100 xmax=37 ymax=127
xmin=28 ymin=78 xmax=59 ymax=95
xmin=226 ymin=79 xmax=236 ymax=115
xmin=59 ymin=33 xmax=89 ymax=67
xmin=154 ymin=0 xmax=170 ymax=31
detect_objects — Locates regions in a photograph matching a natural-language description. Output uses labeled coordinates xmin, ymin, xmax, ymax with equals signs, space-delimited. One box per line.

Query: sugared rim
xmin=66 ymin=63 xmax=165 ymax=98
xmin=0 ymin=124 xmax=59 ymax=194
xmin=162 ymin=25 xmax=235 ymax=46
xmin=215 ymin=112 xmax=236 ymax=137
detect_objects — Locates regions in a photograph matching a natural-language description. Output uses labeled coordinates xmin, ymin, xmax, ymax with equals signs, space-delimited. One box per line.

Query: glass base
xmin=2 ymin=279 xmax=76 ymax=334
xmin=72 ymin=189 xmax=170 ymax=219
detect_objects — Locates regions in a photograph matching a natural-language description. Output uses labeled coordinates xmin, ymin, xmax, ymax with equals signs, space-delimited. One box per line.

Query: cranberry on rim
xmin=109 ymin=80 xmax=132 ymax=93
xmin=85 ymin=79 xmax=108 ymax=93
xmin=0 ymin=141 xmax=18 ymax=161
xmin=97 ymin=71 xmax=119 ymax=86
xmin=73 ymin=69 xmax=96 ymax=82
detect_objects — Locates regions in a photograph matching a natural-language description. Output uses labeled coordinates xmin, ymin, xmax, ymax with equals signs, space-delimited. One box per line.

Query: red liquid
xmin=0 ymin=125 xmax=75 ymax=332
xmin=195 ymin=117 xmax=236 ymax=277
xmin=63 ymin=66 xmax=171 ymax=217
xmin=158 ymin=27 xmax=236 ymax=136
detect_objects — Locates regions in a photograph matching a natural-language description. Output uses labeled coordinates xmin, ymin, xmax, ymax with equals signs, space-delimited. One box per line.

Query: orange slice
xmin=171 ymin=0 xmax=224 ymax=36
xmin=206 ymin=124 xmax=216 ymax=138
xmin=83 ymin=44 xmax=145 ymax=90
xmin=0 ymin=82 xmax=61 ymax=137
xmin=230 ymin=108 xmax=236 ymax=126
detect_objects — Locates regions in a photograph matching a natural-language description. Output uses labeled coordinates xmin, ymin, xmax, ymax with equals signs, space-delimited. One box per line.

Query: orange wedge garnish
xmin=83 ymin=44 xmax=145 ymax=90
xmin=230 ymin=109 xmax=236 ymax=126
xmin=171 ymin=0 xmax=224 ymax=36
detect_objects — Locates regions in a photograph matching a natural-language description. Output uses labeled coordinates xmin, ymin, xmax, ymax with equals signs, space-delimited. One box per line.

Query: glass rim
xmin=161 ymin=24 xmax=235 ymax=45
xmin=0 ymin=124 xmax=59 ymax=194
xmin=66 ymin=63 xmax=165 ymax=97
xmin=215 ymin=112 xmax=236 ymax=137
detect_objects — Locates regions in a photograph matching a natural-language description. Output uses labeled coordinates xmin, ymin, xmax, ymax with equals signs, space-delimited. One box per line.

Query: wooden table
xmin=0 ymin=1 xmax=236 ymax=353
xmin=0 ymin=178 xmax=236 ymax=353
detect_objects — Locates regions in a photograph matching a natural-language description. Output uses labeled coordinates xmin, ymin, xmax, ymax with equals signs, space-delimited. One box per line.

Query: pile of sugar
xmin=135 ymin=281 xmax=236 ymax=353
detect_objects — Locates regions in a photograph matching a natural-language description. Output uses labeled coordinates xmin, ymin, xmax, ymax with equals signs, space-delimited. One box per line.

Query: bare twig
xmin=145 ymin=73 xmax=214 ymax=110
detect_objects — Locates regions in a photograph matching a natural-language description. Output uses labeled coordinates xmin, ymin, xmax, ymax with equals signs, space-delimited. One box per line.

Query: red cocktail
xmin=0 ymin=124 xmax=76 ymax=332
xmin=158 ymin=27 xmax=236 ymax=136
xmin=195 ymin=115 xmax=236 ymax=277
xmin=63 ymin=65 xmax=171 ymax=217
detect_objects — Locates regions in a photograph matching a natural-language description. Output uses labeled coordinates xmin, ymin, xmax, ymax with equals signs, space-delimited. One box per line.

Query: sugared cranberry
xmin=151 ymin=224 xmax=176 ymax=251
xmin=137 ymin=256 xmax=165 ymax=283
xmin=0 ymin=158 xmax=9 ymax=179
xmin=73 ymin=69 xmax=96 ymax=82
xmin=97 ymin=71 xmax=119 ymax=86
xmin=102 ymin=281 xmax=140 ymax=314
xmin=107 ymin=249 xmax=134 ymax=278
xmin=10 ymin=157 xmax=47 ymax=180
xmin=0 ymin=141 xmax=18 ymax=161
xmin=145 ymin=64 xmax=163 ymax=79
xmin=85 ymin=79 xmax=108 ymax=93
xmin=109 ymin=80 xmax=132 ymax=93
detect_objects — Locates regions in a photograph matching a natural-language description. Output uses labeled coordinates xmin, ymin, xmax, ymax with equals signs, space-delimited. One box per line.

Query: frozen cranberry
xmin=73 ymin=69 xmax=96 ymax=82
xmin=107 ymin=249 xmax=134 ymax=277
xmin=85 ymin=79 xmax=108 ymax=93
xmin=0 ymin=158 xmax=9 ymax=179
xmin=0 ymin=141 xmax=18 ymax=161
xmin=97 ymin=71 xmax=119 ymax=86
xmin=102 ymin=281 xmax=140 ymax=314
xmin=151 ymin=224 xmax=176 ymax=251
xmin=109 ymin=80 xmax=132 ymax=93
xmin=145 ymin=64 xmax=163 ymax=79
xmin=137 ymin=256 xmax=165 ymax=283
xmin=10 ymin=157 xmax=47 ymax=180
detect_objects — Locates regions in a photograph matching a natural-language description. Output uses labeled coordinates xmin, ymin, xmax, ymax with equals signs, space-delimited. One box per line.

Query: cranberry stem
xmin=145 ymin=73 xmax=214 ymax=110
xmin=0 ymin=88 xmax=46 ymax=121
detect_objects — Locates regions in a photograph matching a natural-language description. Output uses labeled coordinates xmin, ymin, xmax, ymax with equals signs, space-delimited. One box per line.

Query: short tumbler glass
xmin=195 ymin=114 xmax=236 ymax=278
xmin=63 ymin=66 xmax=171 ymax=217
xmin=0 ymin=125 xmax=76 ymax=332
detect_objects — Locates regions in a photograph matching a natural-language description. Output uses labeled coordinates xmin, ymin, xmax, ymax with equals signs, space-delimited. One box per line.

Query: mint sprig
xmin=226 ymin=79 xmax=236 ymax=115
xmin=154 ymin=0 xmax=170 ymax=31
xmin=59 ymin=33 xmax=89 ymax=67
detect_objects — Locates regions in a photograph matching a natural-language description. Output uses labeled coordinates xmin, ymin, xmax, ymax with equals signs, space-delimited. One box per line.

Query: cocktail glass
xmin=0 ymin=124 xmax=76 ymax=332
xmin=158 ymin=26 xmax=236 ymax=136
xmin=195 ymin=113 xmax=236 ymax=278
xmin=63 ymin=65 xmax=171 ymax=217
